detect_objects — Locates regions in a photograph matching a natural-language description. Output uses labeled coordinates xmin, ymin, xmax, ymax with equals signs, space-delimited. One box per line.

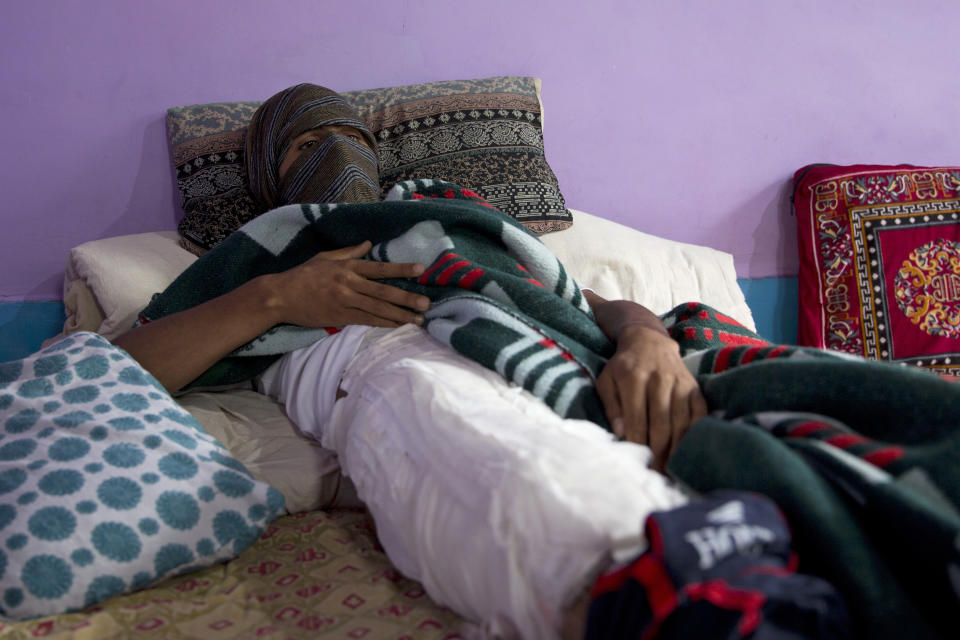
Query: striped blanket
xmin=666 ymin=344 xmax=960 ymax=640
xmin=142 ymin=180 xmax=616 ymax=424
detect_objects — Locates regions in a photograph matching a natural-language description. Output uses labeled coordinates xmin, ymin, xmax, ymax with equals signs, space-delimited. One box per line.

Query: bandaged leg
xmin=301 ymin=325 xmax=688 ymax=639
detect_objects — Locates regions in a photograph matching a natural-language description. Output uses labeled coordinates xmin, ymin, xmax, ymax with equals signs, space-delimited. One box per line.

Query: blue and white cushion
xmin=0 ymin=332 xmax=285 ymax=619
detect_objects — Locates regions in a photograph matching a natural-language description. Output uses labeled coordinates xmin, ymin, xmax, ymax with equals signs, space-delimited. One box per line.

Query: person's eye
xmin=348 ymin=133 xmax=361 ymax=142
xmin=298 ymin=139 xmax=317 ymax=151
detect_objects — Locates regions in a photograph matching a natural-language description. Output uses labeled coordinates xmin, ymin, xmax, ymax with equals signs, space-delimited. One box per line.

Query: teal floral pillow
xmin=0 ymin=333 xmax=285 ymax=619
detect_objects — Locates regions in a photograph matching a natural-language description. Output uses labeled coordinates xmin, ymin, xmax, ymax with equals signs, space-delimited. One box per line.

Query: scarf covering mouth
xmin=245 ymin=83 xmax=379 ymax=211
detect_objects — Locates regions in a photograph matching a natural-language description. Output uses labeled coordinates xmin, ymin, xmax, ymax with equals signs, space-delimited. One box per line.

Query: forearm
xmin=113 ymin=275 xmax=282 ymax=393
xmin=113 ymin=241 xmax=430 ymax=393
xmin=583 ymin=290 xmax=669 ymax=346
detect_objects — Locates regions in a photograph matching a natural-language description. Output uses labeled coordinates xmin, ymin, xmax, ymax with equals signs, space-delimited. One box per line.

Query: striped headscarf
xmin=245 ymin=83 xmax=380 ymax=211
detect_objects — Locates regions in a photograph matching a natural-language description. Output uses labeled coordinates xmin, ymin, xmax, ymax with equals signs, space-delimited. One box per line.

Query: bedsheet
xmin=0 ymin=508 xmax=477 ymax=639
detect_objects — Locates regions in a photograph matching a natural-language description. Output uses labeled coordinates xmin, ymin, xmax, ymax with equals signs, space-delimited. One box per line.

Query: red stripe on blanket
xmin=323 ymin=327 xmax=341 ymax=335
xmin=713 ymin=347 xmax=735 ymax=372
xmin=718 ymin=332 xmax=770 ymax=347
xmin=458 ymin=268 xmax=484 ymax=289
xmin=714 ymin=311 xmax=746 ymax=327
xmin=437 ymin=260 xmax=471 ymax=285
xmin=685 ymin=327 xmax=697 ymax=340
xmin=703 ymin=328 xmax=714 ymax=340
xmin=418 ymin=253 xmax=459 ymax=283
xmin=539 ymin=338 xmax=575 ymax=361
xmin=788 ymin=421 xmax=831 ymax=437
xmin=740 ymin=346 xmax=763 ymax=364
xmin=863 ymin=447 xmax=905 ymax=468
xmin=525 ymin=278 xmax=545 ymax=288
xmin=826 ymin=434 xmax=867 ymax=449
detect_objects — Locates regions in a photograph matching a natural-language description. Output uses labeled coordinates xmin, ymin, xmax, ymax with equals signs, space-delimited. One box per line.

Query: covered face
xmin=245 ymin=83 xmax=380 ymax=211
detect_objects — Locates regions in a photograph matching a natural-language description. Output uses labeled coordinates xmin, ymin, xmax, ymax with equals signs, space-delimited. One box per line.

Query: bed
xmin=0 ymin=204 xmax=753 ymax=640
xmin=3 ymin=76 xmax=956 ymax=639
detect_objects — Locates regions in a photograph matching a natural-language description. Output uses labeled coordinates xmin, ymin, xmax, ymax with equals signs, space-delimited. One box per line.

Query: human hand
xmin=265 ymin=241 xmax=430 ymax=328
xmin=596 ymin=325 xmax=707 ymax=471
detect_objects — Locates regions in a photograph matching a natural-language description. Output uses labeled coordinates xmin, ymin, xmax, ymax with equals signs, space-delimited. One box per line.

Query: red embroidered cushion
xmin=793 ymin=163 xmax=960 ymax=376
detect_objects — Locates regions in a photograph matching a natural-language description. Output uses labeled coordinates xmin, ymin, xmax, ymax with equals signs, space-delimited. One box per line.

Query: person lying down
xmin=112 ymin=84 xmax=882 ymax=639
xmin=112 ymin=82 xmax=705 ymax=638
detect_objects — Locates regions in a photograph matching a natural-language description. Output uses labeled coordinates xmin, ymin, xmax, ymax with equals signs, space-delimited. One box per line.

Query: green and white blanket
xmin=141 ymin=179 xmax=960 ymax=636
xmin=667 ymin=344 xmax=960 ymax=640
xmin=141 ymin=180 xmax=614 ymax=425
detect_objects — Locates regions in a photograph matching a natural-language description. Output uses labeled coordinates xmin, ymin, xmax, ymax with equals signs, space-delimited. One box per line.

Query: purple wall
xmin=2 ymin=0 xmax=958 ymax=300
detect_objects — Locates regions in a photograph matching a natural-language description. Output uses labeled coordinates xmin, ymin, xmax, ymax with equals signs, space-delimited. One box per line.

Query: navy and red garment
xmin=584 ymin=491 xmax=850 ymax=639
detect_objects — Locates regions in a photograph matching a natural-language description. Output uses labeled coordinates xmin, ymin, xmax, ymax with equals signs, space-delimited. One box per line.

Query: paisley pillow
xmin=167 ymin=76 xmax=572 ymax=253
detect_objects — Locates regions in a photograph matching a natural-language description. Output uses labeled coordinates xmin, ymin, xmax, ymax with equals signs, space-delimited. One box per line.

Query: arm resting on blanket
xmin=114 ymin=242 xmax=429 ymax=392
xmin=585 ymin=290 xmax=707 ymax=470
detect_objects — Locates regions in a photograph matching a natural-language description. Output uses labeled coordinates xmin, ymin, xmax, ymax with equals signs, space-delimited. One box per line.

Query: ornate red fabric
xmin=793 ymin=163 xmax=960 ymax=375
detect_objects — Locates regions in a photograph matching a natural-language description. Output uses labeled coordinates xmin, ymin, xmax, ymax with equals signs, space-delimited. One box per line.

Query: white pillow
xmin=540 ymin=209 xmax=756 ymax=331
xmin=56 ymin=212 xmax=754 ymax=340
xmin=175 ymin=390 xmax=360 ymax=514
xmin=59 ymin=231 xmax=197 ymax=340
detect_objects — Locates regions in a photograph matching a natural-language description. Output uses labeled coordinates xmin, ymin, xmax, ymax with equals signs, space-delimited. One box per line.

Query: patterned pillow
xmin=166 ymin=102 xmax=262 ymax=255
xmin=0 ymin=333 xmax=286 ymax=619
xmin=793 ymin=163 xmax=960 ymax=376
xmin=167 ymin=76 xmax=572 ymax=253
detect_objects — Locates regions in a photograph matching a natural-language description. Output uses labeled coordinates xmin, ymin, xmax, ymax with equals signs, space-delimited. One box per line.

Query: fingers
xmin=352 ymin=274 xmax=430 ymax=313
xmin=604 ymin=369 xmax=704 ymax=470
xmin=657 ymin=384 xmax=708 ymax=468
xmin=344 ymin=290 xmax=426 ymax=327
xmin=302 ymin=242 xmax=431 ymax=321
xmin=645 ymin=373 xmax=672 ymax=468
xmin=354 ymin=258 xmax=426 ymax=280
xmin=313 ymin=240 xmax=373 ymax=261
xmin=598 ymin=363 xmax=649 ymax=444
xmin=276 ymin=243 xmax=432 ymax=328
xmin=313 ymin=241 xmax=426 ymax=281
xmin=596 ymin=376 xmax=624 ymax=437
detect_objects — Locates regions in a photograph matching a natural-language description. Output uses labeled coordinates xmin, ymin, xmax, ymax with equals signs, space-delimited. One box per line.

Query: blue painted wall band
xmin=0 ymin=278 xmax=799 ymax=363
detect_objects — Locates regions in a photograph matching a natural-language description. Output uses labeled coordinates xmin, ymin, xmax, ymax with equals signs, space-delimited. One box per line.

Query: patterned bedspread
xmin=0 ymin=508 xmax=474 ymax=639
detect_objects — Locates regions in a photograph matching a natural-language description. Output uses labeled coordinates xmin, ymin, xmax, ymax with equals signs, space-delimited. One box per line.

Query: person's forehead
xmin=306 ymin=124 xmax=359 ymax=134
